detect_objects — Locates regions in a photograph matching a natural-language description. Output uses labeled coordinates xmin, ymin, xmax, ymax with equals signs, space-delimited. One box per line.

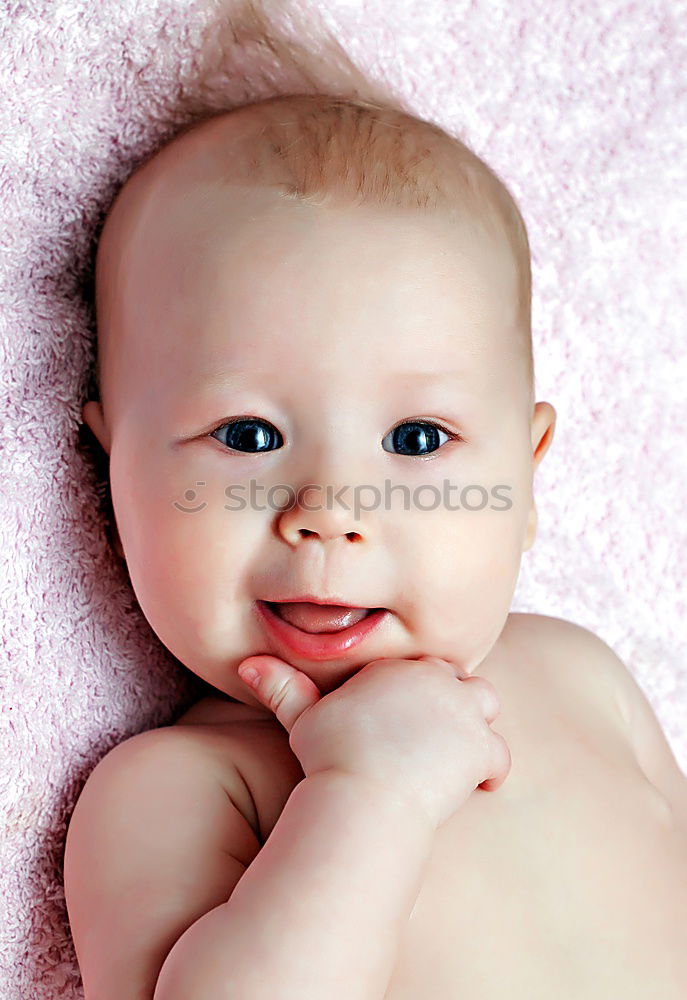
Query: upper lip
xmin=260 ymin=595 xmax=381 ymax=609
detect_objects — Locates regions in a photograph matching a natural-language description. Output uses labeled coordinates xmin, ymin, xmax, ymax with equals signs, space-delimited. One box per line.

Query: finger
xmin=418 ymin=655 xmax=471 ymax=680
xmin=477 ymin=732 xmax=512 ymax=792
xmin=462 ymin=676 xmax=501 ymax=723
xmin=237 ymin=655 xmax=322 ymax=733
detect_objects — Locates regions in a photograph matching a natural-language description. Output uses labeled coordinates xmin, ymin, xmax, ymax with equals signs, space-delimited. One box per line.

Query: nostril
xmin=295 ymin=529 xmax=362 ymax=541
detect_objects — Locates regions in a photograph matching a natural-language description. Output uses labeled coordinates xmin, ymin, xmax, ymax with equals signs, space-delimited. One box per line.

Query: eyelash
xmin=389 ymin=420 xmax=464 ymax=445
xmin=205 ymin=416 xmax=465 ymax=454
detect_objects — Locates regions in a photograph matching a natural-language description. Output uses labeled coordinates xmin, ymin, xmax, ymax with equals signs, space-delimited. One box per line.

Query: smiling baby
xmin=64 ymin=92 xmax=687 ymax=1000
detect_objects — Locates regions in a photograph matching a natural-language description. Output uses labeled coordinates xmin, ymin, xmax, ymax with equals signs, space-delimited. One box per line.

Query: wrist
xmin=303 ymin=767 xmax=437 ymax=837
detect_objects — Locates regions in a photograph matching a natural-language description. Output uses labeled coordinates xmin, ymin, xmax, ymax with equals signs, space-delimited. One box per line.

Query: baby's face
xmin=85 ymin=172 xmax=554 ymax=704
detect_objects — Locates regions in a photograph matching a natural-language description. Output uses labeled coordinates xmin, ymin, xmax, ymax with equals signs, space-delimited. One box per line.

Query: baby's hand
xmin=237 ymin=653 xmax=511 ymax=830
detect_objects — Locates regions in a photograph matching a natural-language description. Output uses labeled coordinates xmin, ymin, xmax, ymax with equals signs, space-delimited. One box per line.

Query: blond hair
xmin=94 ymin=0 xmax=533 ymax=401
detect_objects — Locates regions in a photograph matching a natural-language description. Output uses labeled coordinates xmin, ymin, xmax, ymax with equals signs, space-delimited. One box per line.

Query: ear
xmin=107 ymin=513 xmax=126 ymax=561
xmin=82 ymin=399 xmax=111 ymax=455
xmin=523 ymin=401 xmax=556 ymax=552
xmin=81 ymin=401 xmax=125 ymax=561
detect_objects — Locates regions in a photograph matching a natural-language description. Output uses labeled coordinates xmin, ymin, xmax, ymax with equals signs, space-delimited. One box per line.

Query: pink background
xmin=0 ymin=0 xmax=685 ymax=993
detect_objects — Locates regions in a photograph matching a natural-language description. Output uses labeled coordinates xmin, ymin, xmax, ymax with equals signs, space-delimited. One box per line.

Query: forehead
xmin=111 ymin=175 xmax=520 ymax=387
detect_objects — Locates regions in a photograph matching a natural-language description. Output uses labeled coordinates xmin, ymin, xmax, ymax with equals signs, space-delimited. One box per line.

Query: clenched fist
xmin=237 ymin=653 xmax=511 ymax=830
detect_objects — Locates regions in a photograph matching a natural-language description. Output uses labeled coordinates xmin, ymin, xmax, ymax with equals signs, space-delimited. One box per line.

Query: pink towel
xmin=1 ymin=0 xmax=685 ymax=994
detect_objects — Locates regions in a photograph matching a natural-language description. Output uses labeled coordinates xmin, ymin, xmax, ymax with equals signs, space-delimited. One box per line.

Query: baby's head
xmin=82 ymin=93 xmax=555 ymax=704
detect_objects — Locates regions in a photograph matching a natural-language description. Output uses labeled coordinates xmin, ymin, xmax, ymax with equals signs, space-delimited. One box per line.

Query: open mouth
xmin=265 ymin=601 xmax=380 ymax=634
xmin=255 ymin=600 xmax=389 ymax=661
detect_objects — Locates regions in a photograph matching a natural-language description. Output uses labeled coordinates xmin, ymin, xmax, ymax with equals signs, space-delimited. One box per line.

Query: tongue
xmin=273 ymin=602 xmax=371 ymax=633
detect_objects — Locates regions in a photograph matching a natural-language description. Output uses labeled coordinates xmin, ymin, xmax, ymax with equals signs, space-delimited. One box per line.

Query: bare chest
xmin=384 ymin=680 xmax=687 ymax=999
xmin=177 ymin=619 xmax=687 ymax=998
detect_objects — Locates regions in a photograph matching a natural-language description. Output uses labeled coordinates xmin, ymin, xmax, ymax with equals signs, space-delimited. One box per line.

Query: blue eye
xmin=209 ymin=418 xmax=458 ymax=456
xmin=210 ymin=418 xmax=283 ymax=453
xmin=382 ymin=422 xmax=453 ymax=457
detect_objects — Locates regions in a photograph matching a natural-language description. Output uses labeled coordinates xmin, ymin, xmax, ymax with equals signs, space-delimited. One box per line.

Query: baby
xmin=64 ymin=92 xmax=687 ymax=999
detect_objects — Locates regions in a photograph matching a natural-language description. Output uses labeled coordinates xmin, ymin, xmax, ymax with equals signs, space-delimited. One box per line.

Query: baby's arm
xmin=154 ymin=768 xmax=435 ymax=1000
xmin=64 ymin=727 xmax=259 ymax=1000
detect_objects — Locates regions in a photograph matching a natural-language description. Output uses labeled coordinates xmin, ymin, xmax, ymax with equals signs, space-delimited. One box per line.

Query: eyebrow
xmin=192 ymin=369 xmax=252 ymax=391
xmin=191 ymin=368 xmax=475 ymax=391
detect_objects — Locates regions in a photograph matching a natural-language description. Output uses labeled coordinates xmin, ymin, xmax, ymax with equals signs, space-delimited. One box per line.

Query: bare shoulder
xmin=169 ymin=693 xmax=305 ymax=845
xmin=502 ymin=610 xmax=619 ymax=650
xmin=64 ymin=723 xmax=262 ymax=1000
xmin=497 ymin=612 xmax=630 ymax=727
xmin=502 ymin=610 xmax=627 ymax=667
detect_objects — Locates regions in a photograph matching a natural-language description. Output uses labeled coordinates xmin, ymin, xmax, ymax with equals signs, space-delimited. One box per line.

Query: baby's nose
xmin=275 ymin=483 xmax=369 ymax=545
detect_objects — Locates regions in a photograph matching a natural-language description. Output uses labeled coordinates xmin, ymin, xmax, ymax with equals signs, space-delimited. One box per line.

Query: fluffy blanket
xmin=0 ymin=0 xmax=684 ymax=993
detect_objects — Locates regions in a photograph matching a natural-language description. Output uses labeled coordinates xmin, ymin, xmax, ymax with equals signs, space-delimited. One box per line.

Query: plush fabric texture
xmin=0 ymin=0 xmax=685 ymax=994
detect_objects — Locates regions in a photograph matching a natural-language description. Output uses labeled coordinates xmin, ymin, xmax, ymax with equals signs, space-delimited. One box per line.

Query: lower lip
xmin=254 ymin=600 xmax=389 ymax=661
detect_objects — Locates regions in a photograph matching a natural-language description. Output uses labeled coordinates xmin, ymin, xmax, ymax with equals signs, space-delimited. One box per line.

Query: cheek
xmin=125 ymin=506 xmax=247 ymax=604
xmin=447 ymin=521 xmax=522 ymax=597
xmin=108 ymin=444 xmax=233 ymax=636
xmin=115 ymin=515 xmax=248 ymax=674
xmin=399 ymin=498 xmax=525 ymax=652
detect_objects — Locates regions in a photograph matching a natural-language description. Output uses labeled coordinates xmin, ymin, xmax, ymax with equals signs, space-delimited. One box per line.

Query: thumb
xmin=237 ymin=655 xmax=322 ymax=733
xmin=418 ymin=655 xmax=471 ymax=680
